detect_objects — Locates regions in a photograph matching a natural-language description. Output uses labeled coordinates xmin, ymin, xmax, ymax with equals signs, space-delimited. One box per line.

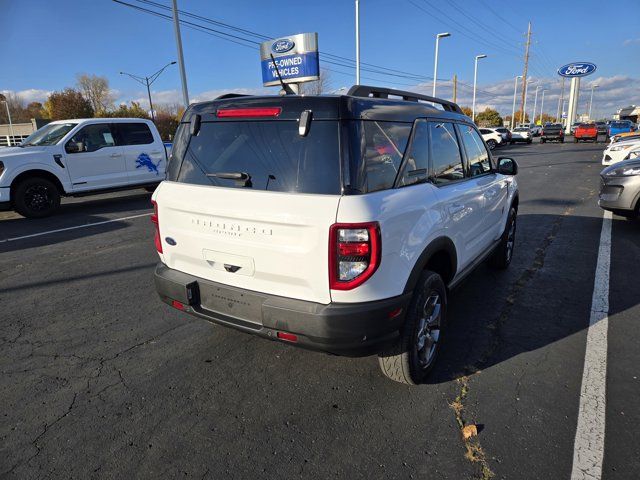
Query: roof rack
xmin=346 ymin=85 xmax=463 ymax=114
xmin=215 ymin=93 xmax=251 ymax=100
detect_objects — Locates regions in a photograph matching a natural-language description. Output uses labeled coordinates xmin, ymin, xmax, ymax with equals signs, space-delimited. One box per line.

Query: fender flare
xmin=7 ymin=163 xmax=70 ymax=193
xmin=403 ymin=236 xmax=458 ymax=294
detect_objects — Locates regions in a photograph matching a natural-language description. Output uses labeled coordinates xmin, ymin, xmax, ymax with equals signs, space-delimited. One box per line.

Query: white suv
xmin=0 ymin=118 xmax=166 ymax=217
xmin=152 ymin=86 xmax=519 ymax=385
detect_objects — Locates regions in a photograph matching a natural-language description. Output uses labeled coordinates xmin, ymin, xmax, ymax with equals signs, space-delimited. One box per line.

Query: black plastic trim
xmin=403 ymin=236 xmax=458 ymax=294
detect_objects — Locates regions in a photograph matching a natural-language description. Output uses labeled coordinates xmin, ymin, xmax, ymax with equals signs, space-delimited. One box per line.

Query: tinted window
xmin=170 ymin=120 xmax=341 ymax=194
xmin=115 ymin=122 xmax=154 ymax=145
xmin=398 ymin=120 xmax=428 ymax=187
xmin=351 ymin=121 xmax=412 ymax=192
xmin=429 ymin=122 xmax=464 ymax=185
xmin=67 ymin=124 xmax=115 ymax=153
xmin=459 ymin=124 xmax=491 ymax=176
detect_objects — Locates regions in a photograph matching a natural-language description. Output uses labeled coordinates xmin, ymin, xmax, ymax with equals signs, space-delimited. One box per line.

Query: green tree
xmin=44 ymin=88 xmax=94 ymax=120
xmin=154 ymin=108 xmax=179 ymax=141
xmin=475 ymin=107 xmax=503 ymax=127
xmin=102 ymin=101 xmax=150 ymax=119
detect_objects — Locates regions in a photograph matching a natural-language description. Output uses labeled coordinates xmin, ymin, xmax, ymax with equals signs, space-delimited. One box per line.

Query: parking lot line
xmin=570 ymin=210 xmax=612 ymax=480
xmin=0 ymin=212 xmax=152 ymax=243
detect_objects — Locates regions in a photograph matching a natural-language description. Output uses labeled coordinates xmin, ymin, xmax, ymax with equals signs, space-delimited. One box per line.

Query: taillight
xmin=329 ymin=222 xmax=381 ymax=290
xmin=216 ymin=107 xmax=282 ymax=118
xmin=151 ymin=200 xmax=162 ymax=253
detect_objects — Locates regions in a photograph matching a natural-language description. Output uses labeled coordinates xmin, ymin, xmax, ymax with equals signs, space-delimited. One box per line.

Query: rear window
xmin=168 ymin=120 xmax=341 ymax=194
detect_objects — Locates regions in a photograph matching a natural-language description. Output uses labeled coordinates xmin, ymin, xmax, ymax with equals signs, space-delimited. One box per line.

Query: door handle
xmin=150 ymin=150 xmax=162 ymax=154
xmin=448 ymin=203 xmax=465 ymax=215
xmin=109 ymin=153 xmax=122 ymax=158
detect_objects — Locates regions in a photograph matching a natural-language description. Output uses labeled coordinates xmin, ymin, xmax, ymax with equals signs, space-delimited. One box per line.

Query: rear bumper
xmin=154 ymin=263 xmax=412 ymax=356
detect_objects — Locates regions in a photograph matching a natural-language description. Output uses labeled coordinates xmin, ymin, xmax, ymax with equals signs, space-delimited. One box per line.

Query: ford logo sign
xmin=272 ymin=39 xmax=295 ymax=54
xmin=558 ymin=62 xmax=597 ymax=78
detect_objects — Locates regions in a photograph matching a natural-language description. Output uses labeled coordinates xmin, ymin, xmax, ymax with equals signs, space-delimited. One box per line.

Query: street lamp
xmin=120 ymin=61 xmax=177 ymax=121
xmin=511 ymin=75 xmax=522 ymax=130
xmin=540 ymin=89 xmax=547 ymax=124
xmin=0 ymin=94 xmax=15 ymax=146
xmin=355 ymin=0 xmax=360 ymax=85
xmin=522 ymin=78 xmax=533 ymax=125
xmin=472 ymin=54 xmax=487 ymax=122
xmin=532 ymin=85 xmax=541 ymax=125
xmin=588 ymin=84 xmax=599 ymax=120
xmin=432 ymin=32 xmax=451 ymax=98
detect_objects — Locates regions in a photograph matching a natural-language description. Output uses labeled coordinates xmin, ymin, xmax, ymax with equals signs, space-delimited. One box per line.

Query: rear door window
xmin=428 ymin=122 xmax=464 ymax=185
xmin=170 ymin=120 xmax=342 ymax=194
xmin=114 ymin=123 xmax=154 ymax=145
xmin=459 ymin=124 xmax=492 ymax=176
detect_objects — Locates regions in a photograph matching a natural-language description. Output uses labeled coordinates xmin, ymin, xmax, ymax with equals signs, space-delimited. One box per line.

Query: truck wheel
xmin=541 ymin=138 xmax=546 ymax=144
xmin=527 ymin=139 xmax=532 ymax=144
xmin=486 ymin=139 xmax=497 ymax=150
xmin=14 ymin=177 xmax=61 ymax=218
xmin=560 ymin=138 xmax=565 ymax=143
xmin=378 ymin=270 xmax=447 ymax=385
xmin=490 ymin=207 xmax=517 ymax=269
xmin=574 ymin=137 xmax=578 ymax=143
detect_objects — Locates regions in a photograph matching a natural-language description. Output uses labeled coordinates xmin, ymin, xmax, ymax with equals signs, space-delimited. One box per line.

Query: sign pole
xmin=565 ymin=77 xmax=580 ymax=134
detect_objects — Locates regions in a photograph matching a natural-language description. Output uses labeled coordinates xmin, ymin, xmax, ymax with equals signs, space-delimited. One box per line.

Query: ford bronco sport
xmin=152 ymin=86 xmax=519 ymax=385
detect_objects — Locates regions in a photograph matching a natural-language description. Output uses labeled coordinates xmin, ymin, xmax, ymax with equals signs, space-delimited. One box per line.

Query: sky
xmin=2 ymin=0 xmax=640 ymax=118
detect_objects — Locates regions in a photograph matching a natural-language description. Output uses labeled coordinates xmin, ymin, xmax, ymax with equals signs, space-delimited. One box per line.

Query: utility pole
xmin=452 ymin=74 xmax=457 ymax=103
xmin=519 ymin=21 xmax=532 ymax=124
xmin=172 ymin=0 xmax=189 ymax=107
xmin=355 ymin=0 xmax=360 ymax=85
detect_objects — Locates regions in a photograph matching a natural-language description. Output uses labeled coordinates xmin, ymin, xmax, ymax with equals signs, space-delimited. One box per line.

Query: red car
xmin=574 ymin=123 xmax=599 ymax=143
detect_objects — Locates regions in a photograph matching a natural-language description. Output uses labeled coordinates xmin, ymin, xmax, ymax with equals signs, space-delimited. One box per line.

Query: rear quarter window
xmin=114 ymin=123 xmax=154 ymax=145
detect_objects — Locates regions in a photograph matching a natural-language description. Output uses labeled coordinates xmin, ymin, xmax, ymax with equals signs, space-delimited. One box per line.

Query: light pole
xmin=171 ymin=0 xmax=189 ymax=107
xmin=540 ymin=89 xmax=547 ymax=124
xmin=355 ymin=0 xmax=360 ymax=85
xmin=588 ymin=84 xmax=599 ymax=120
xmin=120 ymin=61 xmax=176 ymax=121
xmin=522 ymin=79 xmax=533 ymax=125
xmin=0 ymin=94 xmax=15 ymax=146
xmin=472 ymin=54 xmax=487 ymax=122
xmin=532 ymin=85 xmax=541 ymax=125
xmin=432 ymin=32 xmax=451 ymax=98
xmin=511 ymin=75 xmax=522 ymax=130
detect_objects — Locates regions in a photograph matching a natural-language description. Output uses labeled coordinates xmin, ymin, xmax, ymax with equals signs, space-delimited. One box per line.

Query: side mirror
xmin=497 ymin=157 xmax=518 ymax=175
xmin=65 ymin=142 xmax=83 ymax=154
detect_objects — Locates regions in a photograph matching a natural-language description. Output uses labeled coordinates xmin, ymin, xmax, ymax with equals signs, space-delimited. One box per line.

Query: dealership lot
xmin=1 ymin=141 xmax=638 ymax=479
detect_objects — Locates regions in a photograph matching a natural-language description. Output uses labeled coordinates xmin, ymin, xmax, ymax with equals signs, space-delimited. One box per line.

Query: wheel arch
xmin=10 ymin=169 xmax=66 ymax=197
xmin=403 ymin=236 xmax=458 ymax=293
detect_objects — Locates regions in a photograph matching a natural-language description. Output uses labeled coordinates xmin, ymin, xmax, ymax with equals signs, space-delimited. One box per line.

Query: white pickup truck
xmin=0 ymin=118 xmax=167 ymax=218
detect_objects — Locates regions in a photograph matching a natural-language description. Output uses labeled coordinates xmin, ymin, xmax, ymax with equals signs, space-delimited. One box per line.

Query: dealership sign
xmin=558 ymin=62 xmax=597 ymax=78
xmin=260 ymin=33 xmax=319 ymax=87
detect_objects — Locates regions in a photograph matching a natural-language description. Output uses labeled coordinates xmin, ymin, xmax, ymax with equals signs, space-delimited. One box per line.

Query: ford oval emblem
xmin=558 ymin=62 xmax=597 ymax=78
xmin=272 ymin=39 xmax=295 ymax=54
xmin=165 ymin=237 xmax=177 ymax=246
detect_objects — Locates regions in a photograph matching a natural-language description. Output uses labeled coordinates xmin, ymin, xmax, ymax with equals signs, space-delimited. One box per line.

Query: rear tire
xmin=541 ymin=138 xmax=546 ymax=144
xmin=13 ymin=177 xmax=61 ymax=218
xmin=490 ymin=207 xmax=517 ymax=269
xmin=527 ymin=139 xmax=532 ymax=144
xmin=487 ymin=139 xmax=497 ymax=150
xmin=378 ymin=270 xmax=447 ymax=385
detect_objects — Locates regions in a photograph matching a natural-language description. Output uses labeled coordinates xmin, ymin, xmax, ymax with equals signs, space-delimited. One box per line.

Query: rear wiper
xmin=206 ymin=171 xmax=253 ymax=188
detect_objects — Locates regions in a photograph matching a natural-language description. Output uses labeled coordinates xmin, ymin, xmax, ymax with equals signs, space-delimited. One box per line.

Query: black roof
xmin=183 ymin=85 xmax=469 ymax=124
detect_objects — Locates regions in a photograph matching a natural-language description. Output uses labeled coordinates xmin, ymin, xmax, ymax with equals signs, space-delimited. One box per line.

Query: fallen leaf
xmin=462 ymin=424 xmax=478 ymax=440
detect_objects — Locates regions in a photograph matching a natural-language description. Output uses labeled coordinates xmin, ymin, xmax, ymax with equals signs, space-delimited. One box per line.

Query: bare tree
xmin=298 ymin=69 xmax=332 ymax=95
xmin=76 ymin=74 xmax=113 ymax=114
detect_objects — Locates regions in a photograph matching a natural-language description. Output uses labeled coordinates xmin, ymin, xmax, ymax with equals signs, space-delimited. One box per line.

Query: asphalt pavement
xmin=1 ymin=139 xmax=638 ymax=479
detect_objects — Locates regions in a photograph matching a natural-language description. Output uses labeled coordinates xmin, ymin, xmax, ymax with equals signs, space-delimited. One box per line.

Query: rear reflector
xmin=217 ymin=107 xmax=282 ymax=118
xmin=277 ymin=332 xmax=298 ymax=342
xmin=171 ymin=300 xmax=185 ymax=310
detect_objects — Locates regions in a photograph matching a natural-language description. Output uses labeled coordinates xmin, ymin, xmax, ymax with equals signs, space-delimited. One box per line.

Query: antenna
xmin=270 ymin=54 xmax=295 ymax=95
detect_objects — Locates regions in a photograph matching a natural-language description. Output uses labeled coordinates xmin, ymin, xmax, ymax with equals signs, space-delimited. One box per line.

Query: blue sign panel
xmin=261 ymin=52 xmax=320 ymax=84
xmin=558 ymin=62 xmax=597 ymax=78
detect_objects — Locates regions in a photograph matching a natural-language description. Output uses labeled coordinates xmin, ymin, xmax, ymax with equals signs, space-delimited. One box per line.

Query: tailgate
xmin=155 ymin=181 xmax=340 ymax=304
